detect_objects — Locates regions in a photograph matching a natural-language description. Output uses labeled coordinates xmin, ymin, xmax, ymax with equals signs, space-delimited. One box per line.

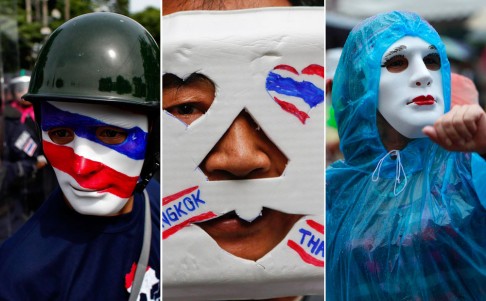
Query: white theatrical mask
xmin=379 ymin=36 xmax=445 ymax=138
xmin=40 ymin=101 xmax=148 ymax=216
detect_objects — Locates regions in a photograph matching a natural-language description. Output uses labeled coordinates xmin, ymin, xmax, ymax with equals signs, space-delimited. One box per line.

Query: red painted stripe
xmin=301 ymin=64 xmax=324 ymax=78
xmin=43 ymin=141 xmax=138 ymax=198
xmin=274 ymin=64 xmax=299 ymax=75
xmin=306 ymin=220 xmax=325 ymax=234
xmin=162 ymin=211 xmax=217 ymax=240
xmin=274 ymin=97 xmax=309 ymax=124
xmin=287 ymin=240 xmax=324 ymax=267
xmin=162 ymin=186 xmax=199 ymax=206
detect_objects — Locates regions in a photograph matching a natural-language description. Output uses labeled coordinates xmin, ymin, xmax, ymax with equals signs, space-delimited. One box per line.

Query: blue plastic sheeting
xmin=327 ymin=10 xmax=486 ymax=300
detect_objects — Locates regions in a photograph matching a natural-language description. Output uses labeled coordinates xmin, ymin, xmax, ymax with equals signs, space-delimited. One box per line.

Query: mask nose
xmin=409 ymin=55 xmax=433 ymax=88
xmin=200 ymin=111 xmax=287 ymax=180
xmin=72 ymin=143 xmax=103 ymax=175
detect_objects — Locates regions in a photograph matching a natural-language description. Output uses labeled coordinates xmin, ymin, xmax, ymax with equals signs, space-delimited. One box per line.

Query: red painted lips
xmin=408 ymin=95 xmax=436 ymax=106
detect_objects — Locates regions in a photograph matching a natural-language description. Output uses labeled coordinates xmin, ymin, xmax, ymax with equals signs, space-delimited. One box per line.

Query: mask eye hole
xmin=95 ymin=127 xmax=128 ymax=145
xmin=48 ymin=128 xmax=75 ymax=145
xmin=382 ymin=55 xmax=408 ymax=73
xmin=163 ymin=73 xmax=216 ymax=125
xmin=423 ymin=53 xmax=441 ymax=71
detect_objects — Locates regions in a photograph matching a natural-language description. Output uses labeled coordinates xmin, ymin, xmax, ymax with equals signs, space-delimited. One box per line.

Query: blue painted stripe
xmin=266 ymin=72 xmax=324 ymax=108
xmin=40 ymin=102 xmax=147 ymax=160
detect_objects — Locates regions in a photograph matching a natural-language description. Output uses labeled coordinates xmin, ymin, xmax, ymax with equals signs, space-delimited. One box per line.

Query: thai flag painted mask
xmin=41 ymin=101 xmax=148 ymax=216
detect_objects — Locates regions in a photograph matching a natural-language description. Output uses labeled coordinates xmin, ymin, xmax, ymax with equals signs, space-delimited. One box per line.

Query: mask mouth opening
xmin=195 ymin=207 xmax=303 ymax=261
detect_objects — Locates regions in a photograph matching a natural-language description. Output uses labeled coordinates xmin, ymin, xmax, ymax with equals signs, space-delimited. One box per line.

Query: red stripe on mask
xmin=43 ymin=140 xmax=139 ymax=198
xmin=287 ymin=240 xmax=325 ymax=267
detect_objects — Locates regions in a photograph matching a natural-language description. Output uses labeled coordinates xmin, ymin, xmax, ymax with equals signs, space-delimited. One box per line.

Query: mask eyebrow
xmin=383 ymin=45 xmax=407 ymax=61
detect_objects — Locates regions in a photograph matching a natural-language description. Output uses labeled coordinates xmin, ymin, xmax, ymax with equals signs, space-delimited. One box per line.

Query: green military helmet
xmin=23 ymin=12 xmax=159 ymax=110
xmin=25 ymin=12 xmax=160 ymax=191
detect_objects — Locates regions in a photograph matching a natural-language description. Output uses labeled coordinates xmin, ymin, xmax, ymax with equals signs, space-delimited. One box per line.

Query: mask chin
xmin=382 ymin=110 xmax=441 ymax=140
xmin=392 ymin=122 xmax=428 ymax=139
xmin=60 ymin=183 xmax=131 ymax=216
xmin=67 ymin=197 xmax=129 ymax=216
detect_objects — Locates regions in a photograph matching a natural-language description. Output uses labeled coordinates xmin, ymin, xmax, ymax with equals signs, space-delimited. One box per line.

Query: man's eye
xmin=382 ymin=55 xmax=408 ymax=73
xmin=100 ymin=129 xmax=120 ymax=138
xmin=423 ymin=53 xmax=441 ymax=71
xmin=96 ymin=127 xmax=128 ymax=145
xmin=166 ymin=103 xmax=206 ymax=124
xmin=48 ymin=128 xmax=75 ymax=145
xmin=176 ymin=104 xmax=196 ymax=115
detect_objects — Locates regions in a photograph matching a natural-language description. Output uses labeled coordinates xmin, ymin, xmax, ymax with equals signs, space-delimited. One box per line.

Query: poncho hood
xmin=331 ymin=11 xmax=451 ymax=176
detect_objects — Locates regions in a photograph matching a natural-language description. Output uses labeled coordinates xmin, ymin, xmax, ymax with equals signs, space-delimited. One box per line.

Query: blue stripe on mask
xmin=40 ymin=102 xmax=147 ymax=160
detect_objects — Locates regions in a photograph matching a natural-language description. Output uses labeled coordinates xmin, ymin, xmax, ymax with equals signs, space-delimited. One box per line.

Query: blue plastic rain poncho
xmin=327 ymin=11 xmax=486 ymax=300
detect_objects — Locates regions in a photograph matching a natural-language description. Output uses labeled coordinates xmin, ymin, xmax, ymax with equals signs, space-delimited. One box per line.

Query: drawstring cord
xmin=372 ymin=150 xmax=408 ymax=196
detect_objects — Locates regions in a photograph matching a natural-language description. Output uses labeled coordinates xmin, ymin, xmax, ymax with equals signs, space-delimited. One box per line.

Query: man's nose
xmin=201 ymin=111 xmax=282 ymax=180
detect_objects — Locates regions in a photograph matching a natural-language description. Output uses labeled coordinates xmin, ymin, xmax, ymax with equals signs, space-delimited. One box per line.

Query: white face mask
xmin=378 ymin=36 xmax=445 ymax=138
xmin=40 ymin=101 xmax=148 ymax=216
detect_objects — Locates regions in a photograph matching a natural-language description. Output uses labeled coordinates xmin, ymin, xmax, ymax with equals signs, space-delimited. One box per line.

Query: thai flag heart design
xmin=266 ymin=64 xmax=325 ymax=124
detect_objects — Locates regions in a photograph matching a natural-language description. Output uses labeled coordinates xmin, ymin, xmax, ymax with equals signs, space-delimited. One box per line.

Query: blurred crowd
xmin=0 ymin=74 xmax=56 ymax=243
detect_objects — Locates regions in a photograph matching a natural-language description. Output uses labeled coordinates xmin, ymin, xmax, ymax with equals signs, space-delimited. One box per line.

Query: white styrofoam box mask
xmin=379 ymin=36 xmax=444 ymax=138
xmin=163 ymin=8 xmax=324 ymax=300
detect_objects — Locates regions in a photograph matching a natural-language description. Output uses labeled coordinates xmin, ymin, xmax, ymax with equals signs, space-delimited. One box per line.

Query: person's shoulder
xmin=0 ymin=191 xmax=60 ymax=257
xmin=146 ymin=177 xmax=159 ymax=191
xmin=326 ymin=159 xmax=360 ymax=184
xmin=0 ymin=212 xmax=41 ymax=277
xmin=0 ymin=191 xmax=74 ymax=287
xmin=0 ymin=214 xmax=62 ymax=298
